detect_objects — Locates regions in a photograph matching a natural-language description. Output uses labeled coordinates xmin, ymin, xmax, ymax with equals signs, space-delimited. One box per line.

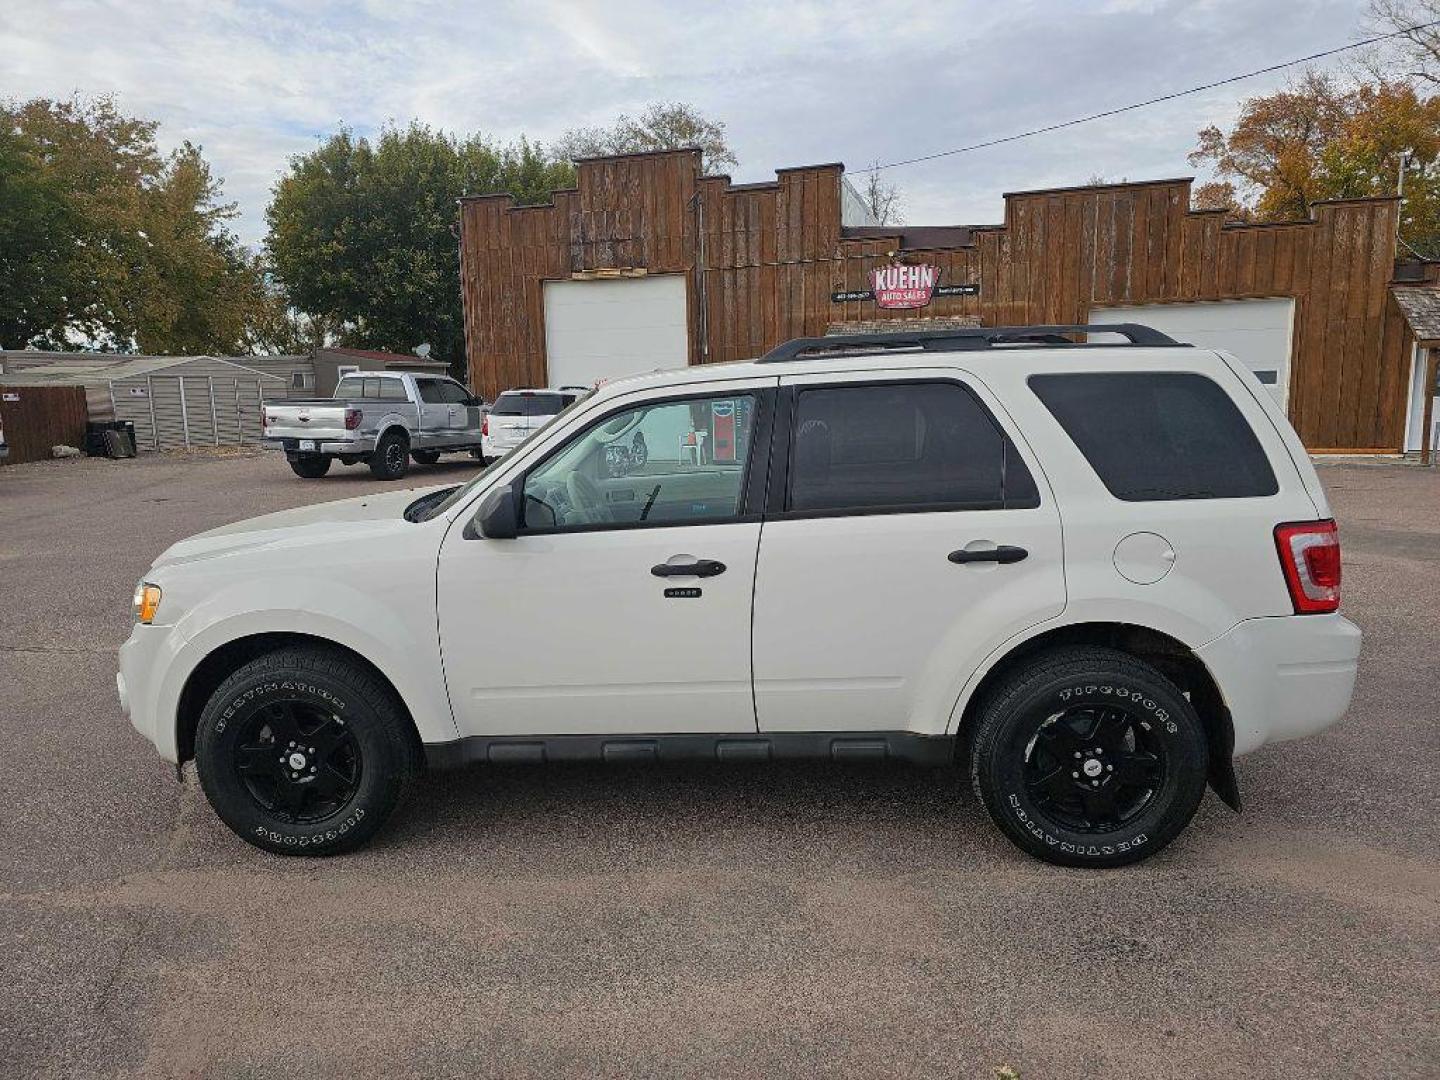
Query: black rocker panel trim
xmin=423 ymin=731 xmax=956 ymax=769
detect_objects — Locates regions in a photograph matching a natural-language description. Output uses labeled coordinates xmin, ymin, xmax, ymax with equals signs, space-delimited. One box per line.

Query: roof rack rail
xmin=757 ymin=323 xmax=1183 ymax=363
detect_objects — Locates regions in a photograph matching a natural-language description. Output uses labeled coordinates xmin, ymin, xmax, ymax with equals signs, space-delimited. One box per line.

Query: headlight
xmin=133 ymin=582 xmax=163 ymax=624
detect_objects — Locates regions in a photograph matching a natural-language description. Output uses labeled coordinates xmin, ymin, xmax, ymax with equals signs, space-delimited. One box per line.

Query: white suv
xmin=479 ymin=387 xmax=584 ymax=463
xmin=118 ymin=324 xmax=1360 ymax=867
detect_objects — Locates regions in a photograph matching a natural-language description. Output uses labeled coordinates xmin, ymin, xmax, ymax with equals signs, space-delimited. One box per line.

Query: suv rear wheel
xmin=969 ymin=646 xmax=1208 ymax=868
xmin=194 ymin=646 xmax=419 ymax=855
xmin=369 ymin=430 xmax=410 ymax=480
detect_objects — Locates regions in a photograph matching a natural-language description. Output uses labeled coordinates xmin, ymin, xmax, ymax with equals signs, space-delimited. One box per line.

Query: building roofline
xmin=1003 ymin=176 xmax=1196 ymax=199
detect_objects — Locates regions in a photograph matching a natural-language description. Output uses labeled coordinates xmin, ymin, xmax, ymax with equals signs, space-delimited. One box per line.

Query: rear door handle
xmin=948 ymin=545 xmax=1029 ymax=565
xmin=652 ymin=559 xmax=727 ymax=578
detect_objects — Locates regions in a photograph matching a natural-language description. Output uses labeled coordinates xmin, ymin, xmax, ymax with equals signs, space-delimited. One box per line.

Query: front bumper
xmin=1196 ymin=613 xmax=1362 ymax=757
xmin=118 ymin=621 xmax=189 ymax=763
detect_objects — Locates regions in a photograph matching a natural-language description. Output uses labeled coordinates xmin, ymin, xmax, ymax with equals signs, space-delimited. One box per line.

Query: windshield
xmin=416 ymin=390 xmax=592 ymax=520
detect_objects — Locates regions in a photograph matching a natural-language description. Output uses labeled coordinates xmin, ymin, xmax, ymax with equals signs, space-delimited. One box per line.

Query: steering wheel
xmin=565 ymin=470 xmax=610 ymax=525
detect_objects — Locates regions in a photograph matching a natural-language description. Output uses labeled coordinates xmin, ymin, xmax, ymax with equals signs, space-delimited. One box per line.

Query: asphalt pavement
xmin=0 ymin=449 xmax=1435 ymax=1079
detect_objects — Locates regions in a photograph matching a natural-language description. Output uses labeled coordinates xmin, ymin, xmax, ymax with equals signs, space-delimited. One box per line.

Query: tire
xmin=411 ymin=449 xmax=442 ymax=465
xmin=369 ymin=430 xmax=410 ymax=480
xmin=969 ymin=646 xmax=1208 ymax=868
xmin=471 ymin=449 xmax=491 ymax=465
xmin=194 ymin=646 xmax=420 ymax=856
xmin=289 ymin=455 xmax=331 ymax=479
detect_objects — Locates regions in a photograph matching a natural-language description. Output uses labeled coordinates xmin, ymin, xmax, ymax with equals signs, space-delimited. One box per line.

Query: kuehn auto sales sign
xmin=831 ymin=263 xmax=979 ymax=308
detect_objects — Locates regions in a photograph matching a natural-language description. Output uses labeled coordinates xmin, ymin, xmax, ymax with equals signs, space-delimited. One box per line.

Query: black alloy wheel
xmin=370 ymin=431 xmax=410 ymax=480
xmin=194 ymin=646 xmax=419 ymax=855
xmin=970 ymin=646 xmax=1209 ymax=867
xmin=233 ymin=700 xmax=362 ymax=824
xmin=1022 ymin=704 xmax=1165 ymax=833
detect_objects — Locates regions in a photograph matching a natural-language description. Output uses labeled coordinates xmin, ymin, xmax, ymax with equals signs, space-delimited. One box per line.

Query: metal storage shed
xmin=0 ymin=354 xmax=307 ymax=450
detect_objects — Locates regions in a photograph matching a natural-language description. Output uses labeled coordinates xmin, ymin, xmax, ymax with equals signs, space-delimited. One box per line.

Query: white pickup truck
xmin=262 ymin=371 xmax=486 ymax=480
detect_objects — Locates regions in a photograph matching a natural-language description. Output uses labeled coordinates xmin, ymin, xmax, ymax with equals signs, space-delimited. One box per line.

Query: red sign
xmin=711 ymin=399 xmax=736 ymax=462
xmin=871 ymin=263 xmax=939 ymax=309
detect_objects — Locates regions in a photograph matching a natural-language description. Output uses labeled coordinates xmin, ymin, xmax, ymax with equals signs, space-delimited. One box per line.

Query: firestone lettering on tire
xmin=253 ymin=806 xmax=366 ymax=847
xmin=1007 ymin=794 xmax=1148 ymax=856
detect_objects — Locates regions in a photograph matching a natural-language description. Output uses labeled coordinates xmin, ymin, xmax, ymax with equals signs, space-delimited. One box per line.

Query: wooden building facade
xmin=459 ymin=148 xmax=1425 ymax=452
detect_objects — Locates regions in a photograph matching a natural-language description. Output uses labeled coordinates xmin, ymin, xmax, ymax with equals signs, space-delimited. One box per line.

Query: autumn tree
xmin=1189 ymin=73 xmax=1440 ymax=255
xmin=556 ymin=102 xmax=738 ymax=173
xmin=0 ymin=95 xmax=264 ymax=352
xmin=266 ymin=124 xmax=573 ymax=378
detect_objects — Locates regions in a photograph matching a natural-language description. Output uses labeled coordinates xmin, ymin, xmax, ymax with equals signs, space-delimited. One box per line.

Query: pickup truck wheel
xmin=288 ymin=455 xmax=331 ymax=479
xmin=969 ymin=647 xmax=1208 ymax=868
xmin=369 ymin=431 xmax=410 ymax=480
xmin=410 ymin=449 xmax=442 ymax=465
xmin=194 ymin=647 xmax=419 ymax=856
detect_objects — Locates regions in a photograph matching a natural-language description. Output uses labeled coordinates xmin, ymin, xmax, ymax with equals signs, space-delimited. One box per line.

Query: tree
xmin=0 ymin=95 xmax=264 ymax=352
xmin=1188 ymin=73 xmax=1440 ymax=255
xmin=556 ymin=102 xmax=738 ymax=174
xmin=858 ymin=162 xmax=903 ymax=226
xmin=266 ymin=123 xmax=573 ymax=379
xmin=1362 ymin=0 xmax=1440 ymax=86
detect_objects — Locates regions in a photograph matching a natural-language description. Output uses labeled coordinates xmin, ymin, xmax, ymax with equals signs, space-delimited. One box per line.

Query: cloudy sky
xmin=3 ymin=0 xmax=1377 ymax=248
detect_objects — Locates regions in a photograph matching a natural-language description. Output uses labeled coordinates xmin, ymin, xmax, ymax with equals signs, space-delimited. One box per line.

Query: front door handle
xmin=652 ymin=559 xmax=727 ymax=578
xmin=948 ymin=545 xmax=1029 ymax=565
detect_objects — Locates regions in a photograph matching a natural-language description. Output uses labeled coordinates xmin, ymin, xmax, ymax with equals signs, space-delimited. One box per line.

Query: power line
xmin=859 ymin=19 xmax=1440 ymax=173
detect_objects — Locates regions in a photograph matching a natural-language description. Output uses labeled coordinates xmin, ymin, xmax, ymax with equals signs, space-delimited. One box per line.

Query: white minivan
xmin=118 ymin=324 xmax=1360 ymax=867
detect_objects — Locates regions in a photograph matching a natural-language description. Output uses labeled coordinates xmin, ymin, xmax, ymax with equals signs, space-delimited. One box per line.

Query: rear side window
xmin=1029 ymin=372 xmax=1278 ymax=500
xmin=787 ymin=381 xmax=1040 ymax=514
xmin=377 ymin=379 xmax=407 ymax=401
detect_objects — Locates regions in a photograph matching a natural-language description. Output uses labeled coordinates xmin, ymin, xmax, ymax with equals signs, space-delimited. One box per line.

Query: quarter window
xmin=786 ymin=382 xmax=1039 ymax=513
xmin=1029 ymin=372 xmax=1278 ymax=501
xmin=522 ymin=394 xmax=758 ymax=530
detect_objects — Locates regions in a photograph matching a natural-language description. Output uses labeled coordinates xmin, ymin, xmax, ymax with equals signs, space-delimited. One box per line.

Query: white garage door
xmin=543 ymin=275 xmax=689 ymax=389
xmin=1090 ymin=298 xmax=1296 ymax=410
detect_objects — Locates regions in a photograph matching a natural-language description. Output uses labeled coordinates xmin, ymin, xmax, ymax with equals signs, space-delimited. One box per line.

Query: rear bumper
xmin=269 ymin=437 xmax=376 ymax=456
xmin=1197 ymin=613 xmax=1362 ymax=757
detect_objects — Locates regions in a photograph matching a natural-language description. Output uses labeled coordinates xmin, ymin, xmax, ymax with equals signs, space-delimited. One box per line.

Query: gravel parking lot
xmin=0 ymin=449 xmax=1435 ymax=1079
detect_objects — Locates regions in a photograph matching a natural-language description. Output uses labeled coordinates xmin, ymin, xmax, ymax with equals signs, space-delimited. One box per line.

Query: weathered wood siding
xmin=0 ymin=384 xmax=88 ymax=465
xmin=460 ymin=153 xmax=1408 ymax=450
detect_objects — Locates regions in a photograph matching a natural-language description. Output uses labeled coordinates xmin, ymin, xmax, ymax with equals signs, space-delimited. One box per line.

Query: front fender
xmin=158 ymin=578 xmax=460 ymax=759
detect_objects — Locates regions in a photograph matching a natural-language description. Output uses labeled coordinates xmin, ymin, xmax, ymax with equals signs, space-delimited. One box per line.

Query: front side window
xmin=787 ymin=382 xmax=1038 ymax=514
xmin=440 ymin=381 xmax=472 ymax=405
xmin=1029 ymin=372 xmax=1278 ymax=501
xmin=522 ymin=393 xmax=758 ymax=530
xmin=416 ymin=380 xmax=445 ymax=404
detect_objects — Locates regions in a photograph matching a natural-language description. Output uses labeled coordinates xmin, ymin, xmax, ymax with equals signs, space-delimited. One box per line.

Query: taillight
xmin=482 ymin=413 xmax=489 ymax=436
xmin=1274 ymin=520 xmax=1341 ymax=614
xmin=344 ymin=408 xmax=362 ymax=430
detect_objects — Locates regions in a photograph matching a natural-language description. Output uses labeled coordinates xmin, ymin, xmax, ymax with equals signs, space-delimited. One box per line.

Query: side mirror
xmin=474 ymin=483 xmax=519 ymax=539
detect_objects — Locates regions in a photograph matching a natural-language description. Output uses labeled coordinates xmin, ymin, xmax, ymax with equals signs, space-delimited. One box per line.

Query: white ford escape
xmin=118 ymin=324 xmax=1361 ymax=867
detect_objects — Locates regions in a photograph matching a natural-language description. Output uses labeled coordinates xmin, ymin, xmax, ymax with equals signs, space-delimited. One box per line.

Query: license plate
xmin=299 ymin=440 xmax=316 ymax=451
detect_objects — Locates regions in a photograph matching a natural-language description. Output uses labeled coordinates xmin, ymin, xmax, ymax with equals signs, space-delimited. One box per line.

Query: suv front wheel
xmin=194 ymin=646 xmax=419 ymax=855
xmin=969 ymin=646 xmax=1209 ymax=868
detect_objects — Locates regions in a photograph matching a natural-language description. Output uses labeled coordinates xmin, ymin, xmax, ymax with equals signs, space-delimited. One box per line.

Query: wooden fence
xmin=0 ymin=384 xmax=89 ymax=465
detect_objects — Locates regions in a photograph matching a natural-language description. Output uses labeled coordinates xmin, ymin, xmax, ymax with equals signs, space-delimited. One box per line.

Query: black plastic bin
xmin=85 ymin=420 xmax=138 ymax=457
